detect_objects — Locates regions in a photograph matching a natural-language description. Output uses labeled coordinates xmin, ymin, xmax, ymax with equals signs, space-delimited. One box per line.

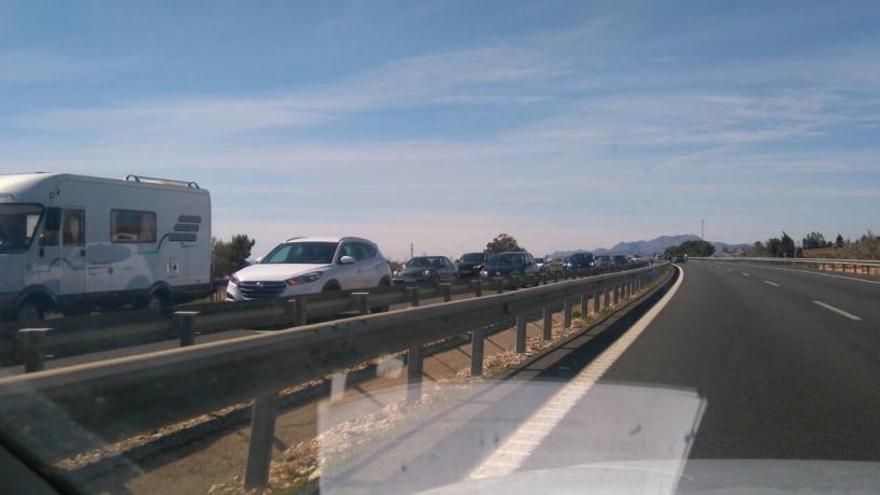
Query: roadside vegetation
xmin=212 ymin=234 xmax=256 ymax=278
xmin=664 ymin=239 xmax=715 ymax=258
xmin=743 ymin=230 xmax=880 ymax=260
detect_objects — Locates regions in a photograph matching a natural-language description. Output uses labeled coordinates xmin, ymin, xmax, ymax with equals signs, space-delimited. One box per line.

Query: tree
xmin=665 ymin=239 xmax=715 ymax=258
xmin=213 ymin=234 xmax=256 ymax=278
xmin=835 ymin=234 xmax=845 ymax=248
xmin=802 ymin=232 xmax=830 ymax=249
xmin=485 ymin=233 xmax=524 ymax=253
xmin=766 ymin=237 xmax=782 ymax=257
xmin=749 ymin=241 xmax=768 ymax=256
xmin=780 ymin=232 xmax=796 ymax=258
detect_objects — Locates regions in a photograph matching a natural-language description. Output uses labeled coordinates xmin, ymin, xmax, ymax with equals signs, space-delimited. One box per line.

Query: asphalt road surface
xmin=319 ymin=261 xmax=880 ymax=494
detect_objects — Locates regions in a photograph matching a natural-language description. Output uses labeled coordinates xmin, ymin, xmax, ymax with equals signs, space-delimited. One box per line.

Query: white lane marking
xmin=738 ymin=264 xmax=880 ymax=286
xmin=469 ymin=265 xmax=685 ymax=480
xmin=764 ymin=280 xmax=780 ymax=287
xmin=812 ymin=300 xmax=862 ymax=321
xmin=741 ymin=272 xmax=751 ymax=277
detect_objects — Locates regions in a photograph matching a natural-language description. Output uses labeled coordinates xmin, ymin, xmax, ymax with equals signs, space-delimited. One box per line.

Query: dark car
xmin=396 ymin=256 xmax=458 ymax=284
xmin=480 ymin=252 xmax=539 ymax=279
xmin=612 ymin=254 xmax=629 ymax=265
xmin=456 ymin=252 xmax=488 ymax=278
xmin=563 ymin=252 xmax=595 ymax=271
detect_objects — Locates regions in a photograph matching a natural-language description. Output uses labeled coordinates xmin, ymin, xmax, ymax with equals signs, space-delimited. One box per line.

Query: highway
xmin=316 ymin=260 xmax=880 ymax=493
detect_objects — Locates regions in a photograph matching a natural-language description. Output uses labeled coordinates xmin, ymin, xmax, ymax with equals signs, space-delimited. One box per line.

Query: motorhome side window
xmin=63 ymin=209 xmax=85 ymax=246
xmin=111 ymin=209 xmax=157 ymax=243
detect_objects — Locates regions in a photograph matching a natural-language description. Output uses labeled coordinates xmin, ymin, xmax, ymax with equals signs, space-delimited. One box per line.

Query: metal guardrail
xmin=0 ymin=262 xmax=669 ymax=489
xmin=692 ymin=256 xmax=880 ymax=274
xmin=0 ymin=263 xmax=648 ymax=369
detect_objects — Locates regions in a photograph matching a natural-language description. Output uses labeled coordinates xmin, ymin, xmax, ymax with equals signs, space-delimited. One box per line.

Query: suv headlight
xmin=422 ymin=270 xmax=431 ymax=277
xmin=286 ymin=271 xmax=324 ymax=286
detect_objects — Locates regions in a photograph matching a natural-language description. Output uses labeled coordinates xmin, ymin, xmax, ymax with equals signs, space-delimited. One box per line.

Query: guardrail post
xmin=604 ymin=286 xmax=611 ymax=310
xmin=515 ymin=315 xmax=527 ymax=353
xmin=439 ymin=283 xmax=452 ymax=302
xmin=592 ymin=287 xmax=600 ymax=315
xmin=542 ymin=305 xmax=553 ymax=340
xmin=492 ymin=277 xmax=504 ymax=294
xmin=289 ymin=297 xmax=307 ymax=326
xmin=284 ymin=298 xmax=302 ymax=326
xmin=351 ymin=292 xmax=370 ymax=314
xmin=613 ymin=285 xmax=620 ymax=306
xmin=407 ymin=344 xmax=423 ymax=403
xmin=20 ymin=328 xmax=50 ymax=373
xmin=406 ymin=287 xmax=420 ymax=307
xmin=563 ymin=298 xmax=573 ymax=328
xmin=470 ymin=279 xmax=483 ymax=297
xmin=552 ymin=272 xmax=559 ymax=283
xmin=174 ymin=311 xmax=199 ymax=347
xmin=471 ymin=328 xmax=484 ymax=376
xmin=580 ymin=294 xmax=588 ymax=318
xmin=244 ymin=392 xmax=278 ymax=489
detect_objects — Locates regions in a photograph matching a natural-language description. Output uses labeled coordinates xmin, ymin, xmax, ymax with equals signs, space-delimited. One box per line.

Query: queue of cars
xmin=225 ymin=234 xmax=643 ymax=309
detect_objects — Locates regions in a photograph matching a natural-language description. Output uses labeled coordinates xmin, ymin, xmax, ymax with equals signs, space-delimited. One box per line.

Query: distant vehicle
xmin=227 ymin=237 xmax=392 ymax=307
xmin=563 ymin=252 xmax=595 ymax=271
xmin=534 ymin=257 xmax=552 ymax=273
xmin=612 ymin=255 xmax=629 ymax=265
xmin=594 ymin=255 xmax=612 ymax=268
xmin=456 ymin=252 xmax=488 ymax=278
xmin=0 ymin=173 xmax=213 ymax=322
xmin=673 ymin=254 xmax=688 ymax=263
xmin=395 ymin=256 xmax=458 ymax=284
xmin=480 ymin=252 xmax=539 ymax=280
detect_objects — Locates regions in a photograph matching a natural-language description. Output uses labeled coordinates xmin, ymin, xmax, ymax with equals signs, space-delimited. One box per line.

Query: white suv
xmin=226 ymin=236 xmax=392 ymax=302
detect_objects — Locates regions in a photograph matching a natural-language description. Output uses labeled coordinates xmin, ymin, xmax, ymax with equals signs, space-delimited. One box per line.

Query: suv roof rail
xmin=126 ymin=174 xmax=200 ymax=189
xmin=284 ymin=236 xmax=306 ymax=242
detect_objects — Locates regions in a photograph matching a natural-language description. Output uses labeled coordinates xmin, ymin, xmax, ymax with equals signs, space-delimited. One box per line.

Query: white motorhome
xmin=0 ymin=173 xmax=212 ymax=321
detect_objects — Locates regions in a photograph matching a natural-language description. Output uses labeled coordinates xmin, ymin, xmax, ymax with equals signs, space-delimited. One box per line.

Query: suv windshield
xmin=0 ymin=204 xmax=43 ymax=253
xmin=262 ymin=242 xmax=338 ymax=264
xmin=460 ymin=253 xmax=485 ymax=262
xmin=487 ymin=254 xmax=518 ymax=266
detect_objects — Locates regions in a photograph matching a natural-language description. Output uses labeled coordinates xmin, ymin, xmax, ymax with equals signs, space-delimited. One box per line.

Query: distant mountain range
xmin=546 ymin=234 xmax=750 ymax=259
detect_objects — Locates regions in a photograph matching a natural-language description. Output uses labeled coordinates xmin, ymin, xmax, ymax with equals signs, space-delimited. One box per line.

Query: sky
xmin=1 ymin=0 xmax=879 ymax=260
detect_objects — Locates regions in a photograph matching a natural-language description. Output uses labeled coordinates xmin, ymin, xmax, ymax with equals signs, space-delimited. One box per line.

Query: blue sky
xmin=2 ymin=0 xmax=879 ymax=259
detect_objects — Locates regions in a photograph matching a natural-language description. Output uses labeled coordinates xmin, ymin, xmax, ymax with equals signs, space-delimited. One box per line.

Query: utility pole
xmin=410 ymin=243 xmax=413 ymax=259
xmin=700 ymin=219 xmax=704 ymax=240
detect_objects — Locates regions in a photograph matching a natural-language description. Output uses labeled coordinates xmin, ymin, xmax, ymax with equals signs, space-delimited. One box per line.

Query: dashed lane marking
xmin=812 ymin=300 xmax=862 ymax=321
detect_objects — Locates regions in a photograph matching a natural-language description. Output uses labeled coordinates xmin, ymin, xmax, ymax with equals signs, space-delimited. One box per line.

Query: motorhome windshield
xmin=0 ymin=204 xmax=43 ymax=253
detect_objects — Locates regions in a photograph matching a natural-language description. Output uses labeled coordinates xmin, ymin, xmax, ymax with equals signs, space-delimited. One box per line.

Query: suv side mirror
xmin=339 ymin=255 xmax=356 ymax=265
xmin=253 ymin=257 xmax=263 ymax=264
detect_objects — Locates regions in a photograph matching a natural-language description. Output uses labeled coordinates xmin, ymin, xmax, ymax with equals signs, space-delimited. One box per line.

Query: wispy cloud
xmin=11 ymin=45 xmax=564 ymax=135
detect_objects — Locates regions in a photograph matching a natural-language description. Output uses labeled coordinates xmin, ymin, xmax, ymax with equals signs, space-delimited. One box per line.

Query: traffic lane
xmin=597 ymin=261 xmax=880 ymax=461
xmin=714 ymin=261 xmax=880 ymax=322
xmin=709 ymin=261 xmax=880 ymax=374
